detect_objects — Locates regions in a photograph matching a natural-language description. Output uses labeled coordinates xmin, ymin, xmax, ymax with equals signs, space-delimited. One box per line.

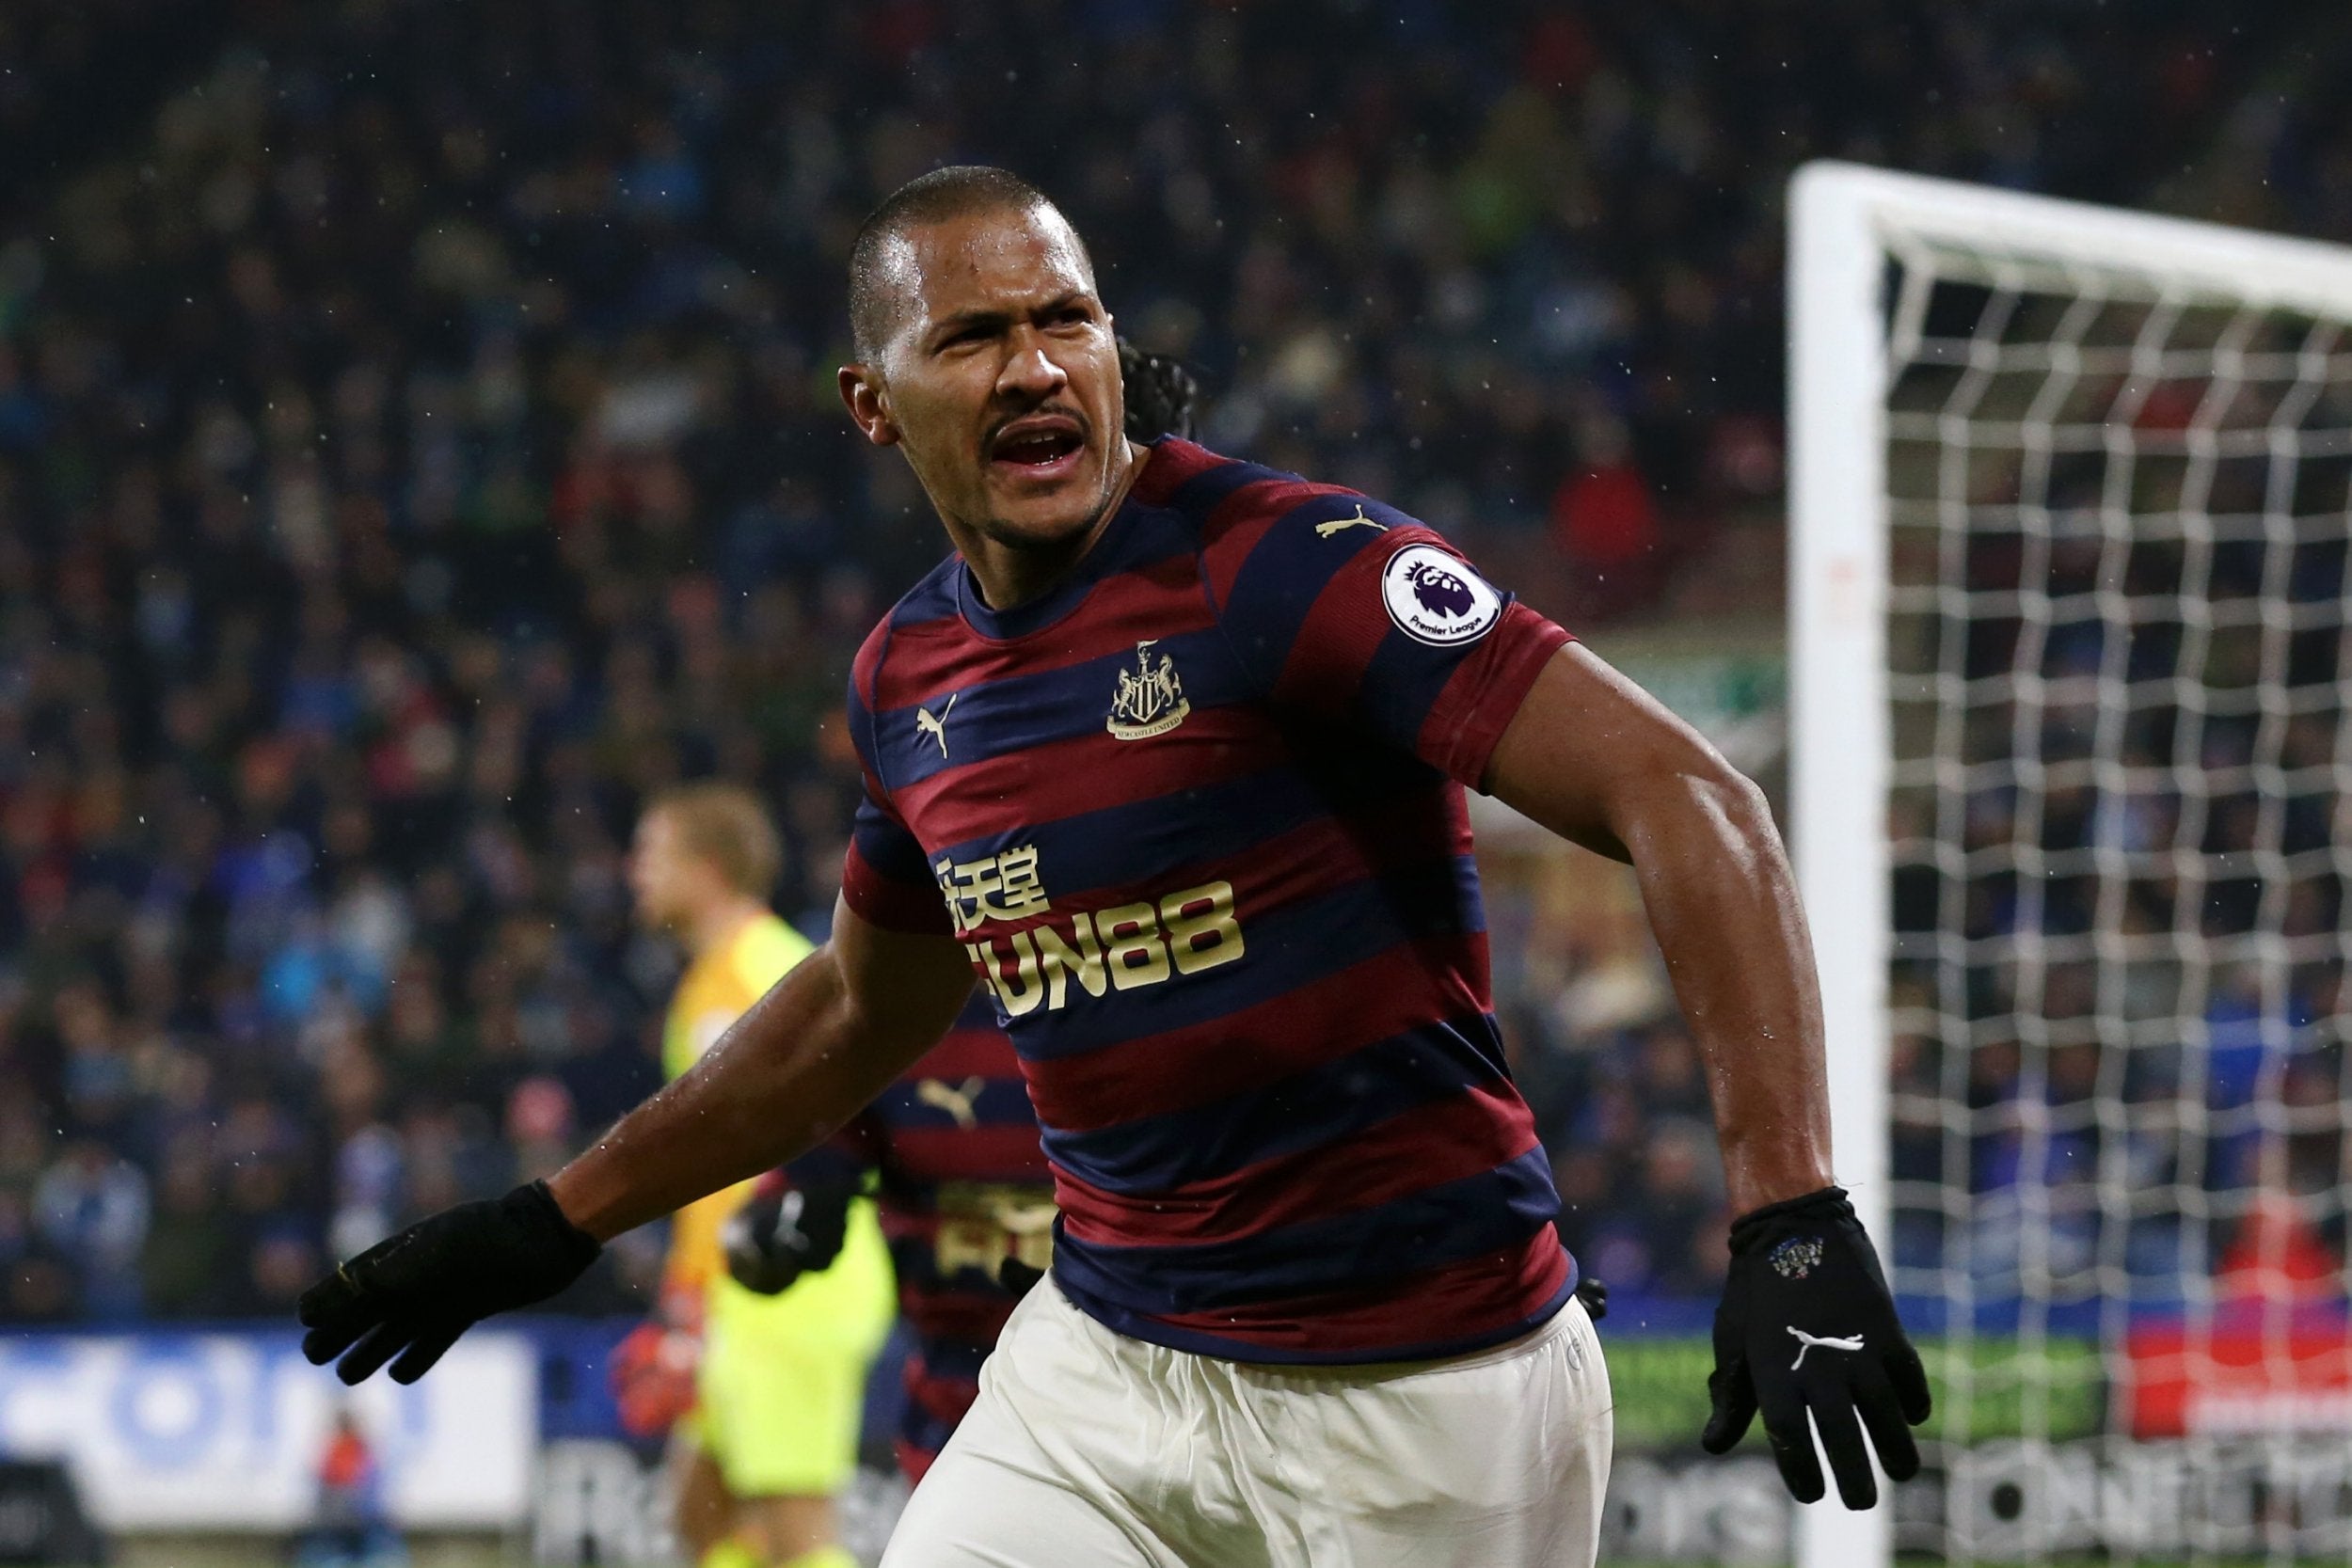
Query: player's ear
xmin=838 ymin=364 xmax=900 ymax=448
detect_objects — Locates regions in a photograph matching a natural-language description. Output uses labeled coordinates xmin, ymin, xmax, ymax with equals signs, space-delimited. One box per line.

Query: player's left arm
xmin=1486 ymin=644 xmax=1931 ymax=1511
xmin=1212 ymin=495 xmax=1927 ymax=1507
xmin=1486 ymin=644 xmax=1828 ymax=1214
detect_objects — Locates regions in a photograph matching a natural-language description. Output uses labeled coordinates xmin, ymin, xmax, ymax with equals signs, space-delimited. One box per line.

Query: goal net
xmin=1790 ymin=164 xmax=2352 ymax=1567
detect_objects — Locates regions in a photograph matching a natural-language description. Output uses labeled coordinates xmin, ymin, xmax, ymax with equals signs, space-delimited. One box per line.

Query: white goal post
xmin=1790 ymin=162 xmax=2352 ymax=1567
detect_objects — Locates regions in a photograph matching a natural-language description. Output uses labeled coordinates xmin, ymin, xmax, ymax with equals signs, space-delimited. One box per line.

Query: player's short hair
xmin=645 ymin=783 xmax=781 ymax=900
xmin=848 ymin=165 xmax=1089 ymax=362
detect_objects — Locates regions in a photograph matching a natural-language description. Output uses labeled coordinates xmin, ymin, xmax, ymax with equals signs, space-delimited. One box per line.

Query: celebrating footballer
xmin=298 ymin=166 xmax=1929 ymax=1566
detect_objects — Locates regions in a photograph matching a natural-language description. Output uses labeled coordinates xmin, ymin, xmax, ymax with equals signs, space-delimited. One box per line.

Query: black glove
xmin=721 ymin=1172 xmax=855 ymax=1296
xmin=1574 ymin=1273 xmax=1608 ymax=1323
xmin=997 ymin=1257 xmax=1045 ymax=1298
xmin=1700 ymin=1186 xmax=1931 ymax=1509
xmin=298 ymin=1180 xmax=600 ymax=1386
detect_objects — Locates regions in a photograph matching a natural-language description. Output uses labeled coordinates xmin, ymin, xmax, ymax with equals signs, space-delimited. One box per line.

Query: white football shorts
xmin=880 ymin=1277 xmax=1613 ymax=1567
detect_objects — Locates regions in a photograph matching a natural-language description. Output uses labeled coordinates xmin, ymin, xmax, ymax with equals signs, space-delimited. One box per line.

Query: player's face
xmin=626 ymin=811 xmax=699 ymax=930
xmin=849 ymin=207 xmax=1129 ymax=557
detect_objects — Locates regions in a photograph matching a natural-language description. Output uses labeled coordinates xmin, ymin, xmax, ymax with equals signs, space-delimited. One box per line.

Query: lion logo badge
xmin=1380 ymin=544 xmax=1504 ymax=646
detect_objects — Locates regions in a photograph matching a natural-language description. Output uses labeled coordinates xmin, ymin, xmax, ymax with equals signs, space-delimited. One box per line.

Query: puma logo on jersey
xmin=915 ymin=1075 xmax=986 ymax=1130
xmin=915 ymin=693 xmax=959 ymax=758
xmin=1315 ymin=504 xmax=1386 ymax=538
xmin=1788 ymin=1326 xmax=1865 ymax=1370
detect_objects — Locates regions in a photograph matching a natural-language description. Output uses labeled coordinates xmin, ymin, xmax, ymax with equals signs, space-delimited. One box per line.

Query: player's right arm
xmin=551 ymin=905 xmax=969 ymax=1241
xmin=296 ymin=905 xmax=973 ymax=1386
xmin=300 ymin=619 xmax=973 ymax=1386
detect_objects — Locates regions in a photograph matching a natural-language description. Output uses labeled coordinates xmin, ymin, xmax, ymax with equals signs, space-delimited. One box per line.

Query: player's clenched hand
xmin=1700 ymin=1186 xmax=1931 ymax=1510
xmin=720 ymin=1168 xmax=854 ymax=1295
xmin=297 ymin=1180 xmax=601 ymax=1385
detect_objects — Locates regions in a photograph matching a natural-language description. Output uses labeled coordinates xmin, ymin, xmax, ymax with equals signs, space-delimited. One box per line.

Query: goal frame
xmin=1787 ymin=159 xmax=2352 ymax=1568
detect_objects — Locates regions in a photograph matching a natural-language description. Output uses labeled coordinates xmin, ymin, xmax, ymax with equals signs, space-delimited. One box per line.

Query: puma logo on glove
xmin=1701 ymin=1187 xmax=1931 ymax=1511
xmin=1787 ymin=1325 xmax=1865 ymax=1369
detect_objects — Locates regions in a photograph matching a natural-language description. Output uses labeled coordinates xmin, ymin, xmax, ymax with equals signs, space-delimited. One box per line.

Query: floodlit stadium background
xmin=1 ymin=3 xmax=2347 ymax=1563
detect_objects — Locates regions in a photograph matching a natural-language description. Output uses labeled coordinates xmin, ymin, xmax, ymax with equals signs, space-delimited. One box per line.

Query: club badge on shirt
xmin=1381 ymin=545 xmax=1503 ymax=646
xmin=1106 ymin=640 xmax=1191 ymax=739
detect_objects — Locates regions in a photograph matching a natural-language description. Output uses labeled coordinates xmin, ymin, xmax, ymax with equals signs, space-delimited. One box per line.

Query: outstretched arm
xmin=1486 ymin=643 xmax=1927 ymax=1511
xmin=551 ymin=902 xmax=974 ymax=1239
xmin=297 ymin=902 xmax=973 ymax=1385
xmin=1485 ymin=643 xmax=1831 ymax=1213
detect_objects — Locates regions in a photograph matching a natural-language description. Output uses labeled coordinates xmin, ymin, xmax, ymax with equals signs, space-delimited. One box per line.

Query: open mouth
xmin=989 ymin=418 xmax=1087 ymax=477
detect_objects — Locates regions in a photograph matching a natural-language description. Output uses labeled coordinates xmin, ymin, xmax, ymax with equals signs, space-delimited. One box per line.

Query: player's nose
xmin=994 ymin=331 xmax=1068 ymax=401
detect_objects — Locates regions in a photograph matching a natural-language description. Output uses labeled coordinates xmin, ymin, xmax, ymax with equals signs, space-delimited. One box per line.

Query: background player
xmin=725 ymin=993 xmax=1055 ymax=1484
xmin=299 ymin=169 xmax=1927 ymax=1566
xmin=620 ymin=784 xmax=896 ymax=1568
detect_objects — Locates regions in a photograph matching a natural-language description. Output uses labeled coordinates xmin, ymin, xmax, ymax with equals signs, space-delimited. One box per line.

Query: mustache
xmin=981 ymin=404 xmax=1093 ymax=455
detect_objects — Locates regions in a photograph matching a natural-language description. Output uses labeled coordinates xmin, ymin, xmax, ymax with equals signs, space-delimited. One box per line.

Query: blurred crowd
xmin=1877 ymin=461 xmax=2352 ymax=1321
xmin=0 ymin=0 xmax=2319 ymax=1323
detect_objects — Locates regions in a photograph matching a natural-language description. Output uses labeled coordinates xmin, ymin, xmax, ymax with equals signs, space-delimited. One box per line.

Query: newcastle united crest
xmin=1106 ymin=640 xmax=1191 ymax=740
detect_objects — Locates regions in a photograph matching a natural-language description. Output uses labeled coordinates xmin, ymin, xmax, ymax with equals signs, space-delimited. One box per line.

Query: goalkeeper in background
xmin=725 ymin=992 xmax=1057 ymax=1483
xmin=617 ymin=784 xmax=896 ymax=1568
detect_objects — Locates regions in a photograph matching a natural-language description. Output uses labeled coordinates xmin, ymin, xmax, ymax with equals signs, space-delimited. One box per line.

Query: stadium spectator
xmin=296 ymin=1406 xmax=403 ymax=1568
xmin=31 ymin=1138 xmax=148 ymax=1323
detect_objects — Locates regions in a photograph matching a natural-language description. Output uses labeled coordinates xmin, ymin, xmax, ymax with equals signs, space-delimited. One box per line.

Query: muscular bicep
xmin=701 ymin=901 xmax=975 ymax=1158
xmin=827 ymin=895 xmax=982 ymax=1055
xmin=1484 ymin=643 xmax=1753 ymax=863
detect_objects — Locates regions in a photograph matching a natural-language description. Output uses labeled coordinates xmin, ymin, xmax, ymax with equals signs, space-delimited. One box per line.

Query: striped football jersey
xmin=840 ymin=437 xmax=1578 ymax=1364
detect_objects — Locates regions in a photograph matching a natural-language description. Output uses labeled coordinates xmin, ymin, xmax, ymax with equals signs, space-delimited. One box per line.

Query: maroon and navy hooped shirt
xmin=836 ymin=995 xmax=1052 ymax=1482
xmin=839 ymin=436 xmax=1578 ymax=1365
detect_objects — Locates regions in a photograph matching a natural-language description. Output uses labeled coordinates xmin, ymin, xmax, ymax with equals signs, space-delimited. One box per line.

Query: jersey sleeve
xmin=842 ymin=789 xmax=951 ymax=935
xmin=1209 ymin=496 xmax=1573 ymax=789
xmin=839 ymin=631 xmax=955 ymax=938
